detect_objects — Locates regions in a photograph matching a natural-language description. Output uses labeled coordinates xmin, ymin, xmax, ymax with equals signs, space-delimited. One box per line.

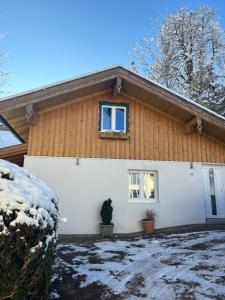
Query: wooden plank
xmin=49 ymin=110 xmax=55 ymax=156
xmin=135 ymin=102 xmax=140 ymax=160
xmin=159 ymin=113 xmax=164 ymax=161
xmin=0 ymin=144 xmax=27 ymax=166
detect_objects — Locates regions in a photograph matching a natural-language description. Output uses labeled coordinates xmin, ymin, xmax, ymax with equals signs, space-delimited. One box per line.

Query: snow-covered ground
xmin=50 ymin=230 xmax=225 ymax=299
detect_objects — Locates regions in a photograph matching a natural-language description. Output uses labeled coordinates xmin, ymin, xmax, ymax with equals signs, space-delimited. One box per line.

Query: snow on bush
xmin=0 ymin=160 xmax=59 ymax=299
xmin=0 ymin=159 xmax=58 ymax=236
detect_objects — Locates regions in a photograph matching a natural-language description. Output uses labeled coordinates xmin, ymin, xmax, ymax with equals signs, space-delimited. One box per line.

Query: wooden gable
xmin=28 ymin=91 xmax=225 ymax=163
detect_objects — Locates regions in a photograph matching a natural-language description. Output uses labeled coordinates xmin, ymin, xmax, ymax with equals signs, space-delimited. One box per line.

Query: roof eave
xmin=0 ymin=65 xmax=225 ymax=145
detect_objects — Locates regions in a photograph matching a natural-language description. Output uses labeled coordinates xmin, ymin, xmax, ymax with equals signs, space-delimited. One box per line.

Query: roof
xmin=0 ymin=143 xmax=27 ymax=166
xmin=0 ymin=65 xmax=225 ymax=144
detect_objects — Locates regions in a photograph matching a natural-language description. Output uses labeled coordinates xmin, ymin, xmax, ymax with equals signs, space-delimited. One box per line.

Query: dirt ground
xmin=50 ymin=227 xmax=225 ymax=300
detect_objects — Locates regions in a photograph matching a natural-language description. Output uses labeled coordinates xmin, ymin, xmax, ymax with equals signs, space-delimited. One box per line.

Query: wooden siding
xmin=28 ymin=93 xmax=225 ymax=163
xmin=0 ymin=143 xmax=27 ymax=166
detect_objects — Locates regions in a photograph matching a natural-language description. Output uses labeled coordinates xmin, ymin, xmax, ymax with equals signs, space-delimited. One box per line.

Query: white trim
xmin=101 ymin=104 xmax=127 ymax=133
xmin=128 ymin=199 xmax=158 ymax=204
xmin=202 ymin=163 xmax=225 ymax=167
xmin=203 ymin=166 xmax=225 ymax=219
xmin=128 ymin=170 xmax=158 ymax=203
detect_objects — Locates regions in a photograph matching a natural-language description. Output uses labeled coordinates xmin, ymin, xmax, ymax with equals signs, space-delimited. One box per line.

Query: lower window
xmin=128 ymin=170 xmax=158 ymax=203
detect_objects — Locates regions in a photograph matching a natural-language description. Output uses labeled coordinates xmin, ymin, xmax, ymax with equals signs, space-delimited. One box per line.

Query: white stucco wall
xmin=24 ymin=156 xmax=207 ymax=234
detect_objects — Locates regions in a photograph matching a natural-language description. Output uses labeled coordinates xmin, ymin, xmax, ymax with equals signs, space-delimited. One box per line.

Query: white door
xmin=203 ymin=167 xmax=225 ymax=218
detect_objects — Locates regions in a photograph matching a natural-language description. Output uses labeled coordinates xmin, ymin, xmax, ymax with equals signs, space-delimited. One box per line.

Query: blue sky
xmin=1 ymin=0 xmax=225 ymax=96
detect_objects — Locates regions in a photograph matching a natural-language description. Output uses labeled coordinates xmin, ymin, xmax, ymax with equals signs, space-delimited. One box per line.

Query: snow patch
xmin=54 ymin=230 xmax=225 ymax=299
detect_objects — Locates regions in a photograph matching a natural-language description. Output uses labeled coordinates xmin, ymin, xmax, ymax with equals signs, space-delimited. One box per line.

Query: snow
xmin=133 ymin=5 xmax=225 ymax=117
xmin=49 ymin=291 xmax=60 ymax=299
xmin=54 ymin=230 xmax=225 ymax=299
xmin=0 ymin=160 xmax=59 ymax=239
xmin=30 ymin=241 xmax=43 ymax=253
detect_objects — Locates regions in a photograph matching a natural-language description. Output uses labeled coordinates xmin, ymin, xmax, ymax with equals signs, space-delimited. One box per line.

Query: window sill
xmin=128 ymin=199 xmax=158 ymax=204
xmin=99 ymin=131 xmax=129 ymax=140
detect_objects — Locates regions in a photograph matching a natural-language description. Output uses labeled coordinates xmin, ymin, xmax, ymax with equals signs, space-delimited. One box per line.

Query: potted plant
xmin=141 ymin=210 xmax=156 ymax=234
xmin=100 ymin=198 xmax=114 ymax=237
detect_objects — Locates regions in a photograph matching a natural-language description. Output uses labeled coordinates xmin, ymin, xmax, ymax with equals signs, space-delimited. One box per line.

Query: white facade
xmin=24 ymin=156 xmax=224 ymax=234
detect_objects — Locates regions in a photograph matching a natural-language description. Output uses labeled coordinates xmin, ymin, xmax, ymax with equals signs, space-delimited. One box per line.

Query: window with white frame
xmin=100 ymin=103 xmax=127 ymax=133
xmin=128 ymin=170 xmax=158 ymax=202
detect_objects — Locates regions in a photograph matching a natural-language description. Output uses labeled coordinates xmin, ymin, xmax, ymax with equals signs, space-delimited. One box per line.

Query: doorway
xmin=203 ymin=166 xmax=225 ymax=219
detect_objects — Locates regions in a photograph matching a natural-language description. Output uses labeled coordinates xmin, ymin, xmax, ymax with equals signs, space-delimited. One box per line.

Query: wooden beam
xmin=15 ymin=125 xmax=29 ymax=133
xmin=0 ymin=144 xmax=27 ymax=166
xmin=185 ymin=117 xmax=202 ymax=134
xmin=113 ymin=77 xmax=122 ymax=98
xmin=26 ymin=104 xmax=36 ymax=124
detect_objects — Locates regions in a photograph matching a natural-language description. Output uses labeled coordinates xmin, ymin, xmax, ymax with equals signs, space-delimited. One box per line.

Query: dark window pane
xmin=209 ymin=168 xmax=217 ymax=215
xmin=116 ymin=108 xmax=125 ymax=131
xmin=211 ymin=195 xmax=217 ymax=215
xmin=102 ymin=107 xmax=112 ymax=130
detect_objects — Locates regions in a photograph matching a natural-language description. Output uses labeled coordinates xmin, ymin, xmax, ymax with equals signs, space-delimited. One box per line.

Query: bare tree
xmin=132 ymin=6 xmax=225 ymax=115
xmin=0 ymin=33 xmax=9 ymax=94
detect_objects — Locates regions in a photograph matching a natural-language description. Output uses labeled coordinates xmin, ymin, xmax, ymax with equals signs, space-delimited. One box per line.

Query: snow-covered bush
xmin=0 ymin=160 xmax=59 ymax=300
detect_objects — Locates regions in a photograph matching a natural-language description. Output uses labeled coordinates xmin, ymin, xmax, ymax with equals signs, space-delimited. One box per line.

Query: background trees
xmin=132 ymin=6 xmax=225 ymax=116
xmin=0 ymin=33 xmax=8 ymax=94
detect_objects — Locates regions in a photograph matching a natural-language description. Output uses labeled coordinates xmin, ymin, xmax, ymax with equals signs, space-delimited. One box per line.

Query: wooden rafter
xmin=113 ymin=77 xmax=122 ymax=98
xmin=26 ymin=104 xmax=36 ymax=124
xmin=185 ymin=117 xmax=202 ymax=134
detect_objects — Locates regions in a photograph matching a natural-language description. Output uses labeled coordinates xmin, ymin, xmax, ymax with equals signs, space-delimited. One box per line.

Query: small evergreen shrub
xmin=100 ymin=199 xmax=113 ymax=225
xmin=0 ymin=160 xmax=59 ymax=300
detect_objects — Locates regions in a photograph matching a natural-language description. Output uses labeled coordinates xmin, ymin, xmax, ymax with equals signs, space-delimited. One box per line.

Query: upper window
xmin=128 ymin=170 xmax=158 ymax=203
xmin=100 ymin=103 xmax=128 ymax=133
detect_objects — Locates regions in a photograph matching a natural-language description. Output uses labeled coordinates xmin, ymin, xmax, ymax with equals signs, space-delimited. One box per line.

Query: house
xmin=1 ymin=65 xmax=225 ymax=234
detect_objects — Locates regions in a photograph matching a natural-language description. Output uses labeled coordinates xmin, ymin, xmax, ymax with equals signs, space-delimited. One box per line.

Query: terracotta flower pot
xmin=142 ymin=219 xmax=155 ymax=234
